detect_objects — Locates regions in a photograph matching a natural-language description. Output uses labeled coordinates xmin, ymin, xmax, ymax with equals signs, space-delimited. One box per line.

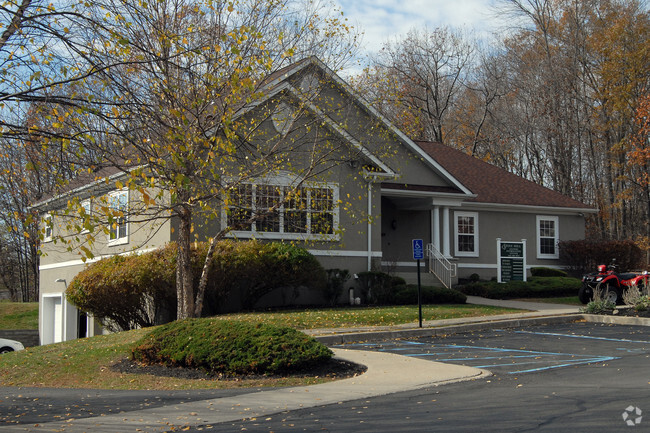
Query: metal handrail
xmin=426 ymin=243 xmax=457 ymax=289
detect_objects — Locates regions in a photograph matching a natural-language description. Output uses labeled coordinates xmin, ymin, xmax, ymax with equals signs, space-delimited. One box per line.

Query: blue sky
xmin=334 ymin=0 xmax=502 ymax=56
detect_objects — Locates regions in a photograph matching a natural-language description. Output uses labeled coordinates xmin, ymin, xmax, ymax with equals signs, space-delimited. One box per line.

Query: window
xmin=80 ymin=200 xmax=91 ymax=233
xmin=455 ymin=212 xmax=478 ymax=257
xmin=226 ymin=181 xmax=338 ymax=240
xmin=108 ymin=190 xmax=128 ymax=245
xmin=537 ymin=216 xmax=559 ymax=259
xmin=43 ymin=213 xmax=53 ymax=242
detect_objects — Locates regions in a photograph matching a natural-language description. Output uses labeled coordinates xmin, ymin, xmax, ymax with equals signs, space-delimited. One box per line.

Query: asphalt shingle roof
xmin=415 ymin=141 xmax=593 ymax=210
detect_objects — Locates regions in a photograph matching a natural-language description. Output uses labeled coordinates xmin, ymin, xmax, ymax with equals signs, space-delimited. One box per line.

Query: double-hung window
xmin=226 ymin=181 xmax=338 ymax=240
xmin=454 ymin=211 xmax=478 ymax=257
xmin=108 ymin=190 xmax=128 ymax=245
xmin=537 ymin=216 xmax=559 ymax=259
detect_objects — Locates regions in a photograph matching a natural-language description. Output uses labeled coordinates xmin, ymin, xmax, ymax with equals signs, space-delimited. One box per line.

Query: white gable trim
xmin=285 ymin=84 xmax=395 ymax=176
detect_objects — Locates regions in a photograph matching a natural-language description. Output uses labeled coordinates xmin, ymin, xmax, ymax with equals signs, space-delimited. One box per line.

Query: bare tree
xmin=362 ymin=27 xmax=474 ymax=144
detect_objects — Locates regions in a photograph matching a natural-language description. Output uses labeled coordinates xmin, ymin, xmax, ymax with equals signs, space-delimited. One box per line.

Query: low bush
xmin=530 ymin=267 xmax=567 ymax=278
xmin=214 ymin=241 xmax=326 ymax=309
xmin=131 ymin=318 xmax=332 ymax=376
xmin=323 ymin=269 xmax=350 ymax=306
xmin=391 ymin=285 xmax=467 ymax=305
xmin=67 ymin=241 xmax=326 ymax=328
xmin=66 ymin=248 xmax=179 ymax=331
xmin=581 ymin=287 xmax=615 ymax=314
xmin=355 ymin=272 xmax=407 ymax=304
xmin=582 ymin=298 xmax=616 ymax=314
xmin=458 ymin=276 xmax=581 ymax=299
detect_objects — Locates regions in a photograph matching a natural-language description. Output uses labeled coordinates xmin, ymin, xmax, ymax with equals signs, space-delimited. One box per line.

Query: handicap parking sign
xmin=412 ymin=239 xmax=424 ymax=260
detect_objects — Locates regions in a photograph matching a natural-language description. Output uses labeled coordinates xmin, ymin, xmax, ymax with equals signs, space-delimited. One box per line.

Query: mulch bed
xmin=610 ymin=308 xmax=650 ymax=318
xmin=111 ymin=357 xmax=367 ymax=381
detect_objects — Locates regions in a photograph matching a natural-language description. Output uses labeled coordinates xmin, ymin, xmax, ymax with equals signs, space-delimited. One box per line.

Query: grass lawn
xmin=0 ymin=304 xmax=519 ymax=390
xmin=0 ymin=301 xmax=38 ymax=330
xmin=216 ymin=304 xmax=520 ymax=329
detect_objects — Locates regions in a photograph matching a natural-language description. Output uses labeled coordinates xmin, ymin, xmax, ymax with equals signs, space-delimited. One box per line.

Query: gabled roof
xmin=247 ymin=57 xmax=473 ymax=193
xmin=415 ymin=141 xmax=595 ymax=211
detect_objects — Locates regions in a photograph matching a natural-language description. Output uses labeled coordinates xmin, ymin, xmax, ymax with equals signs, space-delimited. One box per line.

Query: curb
xmin=314 ymin=313 xmax=650 ymax=345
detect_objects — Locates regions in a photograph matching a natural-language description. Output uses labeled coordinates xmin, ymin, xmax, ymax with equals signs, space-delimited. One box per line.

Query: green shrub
xmin=581 ymin=299 xmax=615 ymax=314
xmin=66 ymin=248 xmax=179 ymax=331
xmin=391 ymin=285 xmax=467 ymax=305
xmin=212 ymin=241 xmax=326 ymax=309
xmin=458 ymin=276 xmax=581 ymax=299
xmin=633 ymin=295 xmax=650 ymax=312
xmin=67 ymin=241 xmax=326 ymax=328
xmin=355 ymin=271 xmax=406 ymax=304
xmin=131 ymin=318 xmax=332 ymax=376
xmin=530 ymin=267 xmax=567 ymax=278
xmin=323 ymin=269 xmax=350 ymax=306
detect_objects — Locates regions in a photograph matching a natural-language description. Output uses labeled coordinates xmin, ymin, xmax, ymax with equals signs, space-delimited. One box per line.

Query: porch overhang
xmin=381 ymin=183 xmax=475 ymax=210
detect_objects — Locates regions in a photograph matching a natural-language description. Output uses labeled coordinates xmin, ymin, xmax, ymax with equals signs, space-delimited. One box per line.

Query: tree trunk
xmin=193 ymin=230 xmax=228 ymax=317
xmin=176 ymin=204 xmax=194 ymax=320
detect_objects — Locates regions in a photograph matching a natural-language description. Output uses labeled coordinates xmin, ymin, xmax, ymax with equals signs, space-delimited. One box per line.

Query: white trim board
xmin=39 ymin=247 xmax=159 ymax=271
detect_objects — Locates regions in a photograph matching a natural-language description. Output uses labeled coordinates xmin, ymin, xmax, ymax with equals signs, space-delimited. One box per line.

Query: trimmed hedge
xmin=530 ymin=267 xmax=567 ymax=278
xmin=212 ymin=241 xmax=326 ymax=309
xmin=131 ymin=319 xmax=332 ymax=376
xmin=458 ymin=276 xmax=581 ymax=299
xmin=392 ymin=285 xmax=467 ymax=305
xmin=67 ymin=240 xmax=326 ymax=330
xmin=66 ymin=248 xmax=179 ymax=331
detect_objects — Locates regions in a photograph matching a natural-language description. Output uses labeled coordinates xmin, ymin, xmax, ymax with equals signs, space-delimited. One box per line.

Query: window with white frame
xmin=225 ymin=181 xmax=338 ymax=239
xmin=108 ymin=190 xmax=128 ymax=244
xmin=43 ymin=213 xmax=53 ymax=242
xmin=455 ymin=212 xmax=478 ymax=257
xmin=537 ymin=216 xmax=559 ymax=259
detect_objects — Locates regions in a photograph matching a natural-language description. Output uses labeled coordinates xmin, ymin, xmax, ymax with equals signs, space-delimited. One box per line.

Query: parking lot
xmin=337 ymin=322 xmax=650 ymax=375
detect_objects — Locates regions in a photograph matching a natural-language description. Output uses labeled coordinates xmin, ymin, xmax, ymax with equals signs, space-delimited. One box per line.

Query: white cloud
xmin=335 ymin=0 xmax=502 ymax=55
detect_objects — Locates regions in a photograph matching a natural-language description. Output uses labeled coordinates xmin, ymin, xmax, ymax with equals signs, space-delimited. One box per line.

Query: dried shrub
xmin=559 ymin=239 xmax=644 ymax=276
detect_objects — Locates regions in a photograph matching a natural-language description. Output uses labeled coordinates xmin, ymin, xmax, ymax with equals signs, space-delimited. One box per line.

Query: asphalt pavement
xmin=1 ymin=297 xmax=649 ymax=433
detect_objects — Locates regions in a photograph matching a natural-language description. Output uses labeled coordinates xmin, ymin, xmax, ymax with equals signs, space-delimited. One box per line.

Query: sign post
xmin=412 ymin=239 xmax=424 ymax=328
xmin=497 ymin=238 xmax=527 ymax=283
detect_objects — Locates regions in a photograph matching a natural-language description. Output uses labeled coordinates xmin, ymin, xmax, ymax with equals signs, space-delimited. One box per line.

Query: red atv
xmin=580 ymin=261 xmax=649 ymax=304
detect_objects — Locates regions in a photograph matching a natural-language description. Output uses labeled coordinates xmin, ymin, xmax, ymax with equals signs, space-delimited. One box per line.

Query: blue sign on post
xmin=412 ymin=239 xmax=424 ymax=260
xmin=412 ymin=239 xmax=424 ymax=328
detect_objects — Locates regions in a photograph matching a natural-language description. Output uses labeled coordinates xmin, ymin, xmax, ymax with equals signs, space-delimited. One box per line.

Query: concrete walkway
xmin=4 ymin=350 xmax=486 ymax=433
xmin=2 ymin=297 xmax=630 ymax=433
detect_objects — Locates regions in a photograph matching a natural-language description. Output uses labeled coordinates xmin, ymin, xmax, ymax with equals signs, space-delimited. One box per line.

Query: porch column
xmin=431 ymin=206 xmax=441 ymax=252
xmin=442 ymin=206 xmax=451 ymax=257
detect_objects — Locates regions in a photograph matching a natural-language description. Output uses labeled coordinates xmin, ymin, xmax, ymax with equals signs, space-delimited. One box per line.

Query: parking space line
xmin=338 ymin=341 xmax=621 ymax=375
xmin=476 ymin=355 xmax=619 ymax=373
xmin=509 ymin=330 xmax=650 ymax=344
